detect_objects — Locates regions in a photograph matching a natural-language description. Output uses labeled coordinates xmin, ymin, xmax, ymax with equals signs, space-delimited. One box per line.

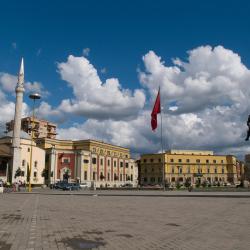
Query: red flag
xmin=151 ymin=89 xmax=161 ymax=131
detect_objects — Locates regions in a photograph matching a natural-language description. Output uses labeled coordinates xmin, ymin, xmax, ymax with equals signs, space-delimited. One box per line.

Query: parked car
xmin=62 ymin=183 xmax=81 ymax=191
xmin=80 ymin=182 xmax=88 ymax=189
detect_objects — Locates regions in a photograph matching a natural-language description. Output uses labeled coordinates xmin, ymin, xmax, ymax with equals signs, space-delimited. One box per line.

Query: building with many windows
xmin=6 ymin=117 xmax=57 ymax=139
xmin=139 ymin=150 xmax=241 ymax=186
xmin=36 ymin=138 xmax=138 ymax=187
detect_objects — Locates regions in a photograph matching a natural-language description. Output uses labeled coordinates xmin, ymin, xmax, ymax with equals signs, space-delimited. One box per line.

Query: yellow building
xmin=139 ymin=150 xmax=238 ymax=187
xmin=36 ymin=138 xmax=138 ymax=188
xmin=0 ymin=131 xmax=45 ymax=185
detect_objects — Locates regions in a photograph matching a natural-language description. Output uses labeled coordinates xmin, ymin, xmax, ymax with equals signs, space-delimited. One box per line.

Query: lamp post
xmin=28 ymin=93 xmax=41 ymax=192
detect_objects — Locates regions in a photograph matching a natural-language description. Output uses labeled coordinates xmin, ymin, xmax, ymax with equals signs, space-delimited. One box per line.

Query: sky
xmin=0 ymin=0 xmax=250 ymax=159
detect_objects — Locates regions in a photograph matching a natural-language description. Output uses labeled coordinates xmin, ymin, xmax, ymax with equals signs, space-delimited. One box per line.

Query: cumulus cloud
xmin=56 ymin=46 xmax=250 ymax=159
xmin=0 ymin=72 xmax=49 ymax=97
xmin=56 ymin=55 xmax=146 ymax=120
xmin=0 ymin=73 xmax=17 ymax=92
xmin=140 ymin=46 xmax=250 ymax=114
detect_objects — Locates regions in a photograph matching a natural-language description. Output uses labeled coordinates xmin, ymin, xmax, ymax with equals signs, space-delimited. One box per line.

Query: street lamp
xmin=28 ymin=93 xmax=41 ymax=192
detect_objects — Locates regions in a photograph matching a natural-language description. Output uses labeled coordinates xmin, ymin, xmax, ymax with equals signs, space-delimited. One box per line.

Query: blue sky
xmin=1 ymin=0 xmax=250 ymax=156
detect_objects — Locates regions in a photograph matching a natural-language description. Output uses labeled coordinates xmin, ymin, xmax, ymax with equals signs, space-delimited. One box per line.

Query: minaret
xmin=11 ymin=58 xmax=25 ymax=183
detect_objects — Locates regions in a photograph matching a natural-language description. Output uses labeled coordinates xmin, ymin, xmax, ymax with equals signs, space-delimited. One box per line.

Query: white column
xmin=11 ymin=59 xmax=24 ymax=183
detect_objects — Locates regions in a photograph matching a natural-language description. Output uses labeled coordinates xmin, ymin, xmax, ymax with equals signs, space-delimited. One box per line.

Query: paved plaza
xmin=0 ymin=191 xmax=250 ymax=250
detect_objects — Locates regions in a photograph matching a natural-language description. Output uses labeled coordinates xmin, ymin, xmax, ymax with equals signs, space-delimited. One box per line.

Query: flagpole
xmin=159 ymin=87 xmax=165 ymax=191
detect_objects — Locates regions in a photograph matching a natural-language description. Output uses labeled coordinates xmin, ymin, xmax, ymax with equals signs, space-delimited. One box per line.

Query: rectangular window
xmin=62 ymin=158 xmax=70 ymax=163
xmin=93 ymin=172 xmax=96 ymax=180
xmin=207 ymin=168 xmax=210 ymax=173
xmin=84 ymin=171 xmax=87 ymax=180
xmin=83 ymin=159 xmax=89 ymax=164
xmin=158 ymin=158 xmax=161 ymax=162
xmin=172 ymin=167 xmax=174 ymax=173
xmin=92 ymin=158 xmax=97 ymax=164
xmin=222 ymin=168 xmax=224 ymax=174
xmin=22 ymin=160 xmax=25 ymax=167
xmin=120 ymin=162 xmax=123 ymax=168
xmin=196 ymin=159 xmax=200 ymax=163
xmin=150 ymin=159 xmax=154 ymax=163
xmin=114 ymin=161 xmax=117 ymax=167
xmin=178 ymin=159 xmax=182 ymax=163
xmin=108 ymin=173 xmax=110 ymax=181
xmin=100 ymin=159 xmax=103 ymax=166
xmin=143 ymin=159 xmax=147 ymax=163
xmin=131 ymin=174 xmax=133 ymax=181
xmin=108 ymin=159 xmax=110 ymax=166
xmin=120 ymin=174 xmax=122 ymax=181
xmin=206 ymin=159 xmax=209 ymax=163
xmin=170 ymin=159 xmax=174 ymax=163
xmin=215 ymin=168 xmax=217 ymax=174
xmin=34 ymin=172 xmax=37 ymax=178
xmin=213 ymin=160 xmax=216 ymax=163
xmin=186 ymin=159 xmax=190 ymax=163
xmin=221 ymin=160 xmax=224 ymax=163
xmin=125 ymin=162 xmax=128 ymax=168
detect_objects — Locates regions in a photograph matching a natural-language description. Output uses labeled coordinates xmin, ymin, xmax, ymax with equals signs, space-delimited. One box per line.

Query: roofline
xmin=36 ymin=138 xmax=130 ymax=151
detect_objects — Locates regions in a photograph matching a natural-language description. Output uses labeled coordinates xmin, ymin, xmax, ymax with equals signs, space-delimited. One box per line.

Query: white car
xmin=80 ymin=183 xmax=88 ymax=189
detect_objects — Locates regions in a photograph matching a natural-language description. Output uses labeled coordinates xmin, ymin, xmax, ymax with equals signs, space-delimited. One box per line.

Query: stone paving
xmin=0 ymin=191 xmax=250 ymax=250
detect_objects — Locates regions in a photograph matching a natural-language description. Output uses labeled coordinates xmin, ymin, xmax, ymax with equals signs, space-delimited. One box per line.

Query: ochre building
xmin=139 ymin=150 xmax=241 ymax=186
xmin=36 ymin=138 xmax=138 ymax=188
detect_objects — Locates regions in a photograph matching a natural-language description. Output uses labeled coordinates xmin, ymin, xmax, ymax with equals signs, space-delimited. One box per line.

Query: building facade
xmin=139 ymin=150 xmax=240 ymax=186
xmin=0 ymin=132 xmax=45 ymax=185
xmin=244 ymin=154 xmax=250 ymax=181
xmin=6 ymin=117 xmax=57 ymax=139
xmin=36 ymin=138 xmax=138 ymax=188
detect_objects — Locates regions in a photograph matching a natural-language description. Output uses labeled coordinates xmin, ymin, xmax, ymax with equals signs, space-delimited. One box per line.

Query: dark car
xmin=62 ymin=183 xmax=81 ymax=191
xmin=51 ymin=181 xmax=68 ymax=189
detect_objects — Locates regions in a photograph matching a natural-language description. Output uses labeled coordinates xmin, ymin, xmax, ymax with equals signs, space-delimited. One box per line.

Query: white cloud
xmin=140 ymin=46 xmax=250 ymax=114
xmin=0 ymin=73 xmax=16 ymax=92
xmin=56 ymin=55 xmax=146 ymax=120
xmin=82 ymin=48 xmax=90 ymax=57
xmin=25 ymin=81 xmax=50 ymax=97
xmin=56 ymin=46 xmax=250 ymax=159
xmin=0 ymin=72 xmax=49 ymax=97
